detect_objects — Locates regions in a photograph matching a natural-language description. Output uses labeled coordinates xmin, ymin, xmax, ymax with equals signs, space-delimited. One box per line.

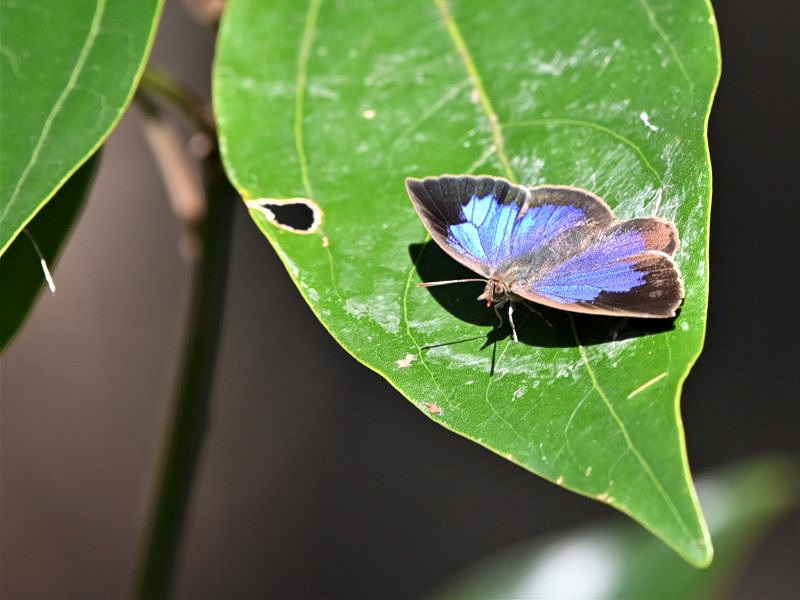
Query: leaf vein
xmin=482 ymin=339 xmax=528 ymax=443
xmin=1 ymin=0 xmax=107 ymax=229
xmin=397 ymin=78 xmax=471 ymax=141
xmin=504 ymin=117 xmax=664 ymax=188
xmin=434 ymin=0 xmax=516 ymax=182
xmin=562 ymin=388 xmax=593 ymax=467
xmin=569 ymin=315 xmax=692 ymax=539
xmin=402 ymin=237 xmax=446 ymax=398
xmin=294 ymin=0 xmax=321 ymax=199
xmin=294 ymin=0 xmax=343 ymax=303
xmin=637 ymin=0 xmax=694 ymax=93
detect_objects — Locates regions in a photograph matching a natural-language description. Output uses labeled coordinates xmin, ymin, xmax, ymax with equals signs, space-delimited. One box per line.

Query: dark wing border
xmin=406 ymin=175 xmax=530 ymax=277
xmin=524 ymin=184 xmax=615 ymax=229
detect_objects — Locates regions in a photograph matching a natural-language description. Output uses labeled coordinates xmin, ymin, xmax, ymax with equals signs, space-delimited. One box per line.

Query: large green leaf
xmin=429 ymin=457 xmax=799 ymax=599
xmin=214 ymin=0 xmax=720 ymax=564
xmin=0 ymin=154 xmax=98 ymax=352
xmin=0 ymin=0 xmax=163 ymax=257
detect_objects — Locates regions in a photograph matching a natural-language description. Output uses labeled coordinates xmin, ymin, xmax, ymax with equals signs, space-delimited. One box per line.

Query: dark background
xmin=2 ymin=1 xmax=798 ymax=598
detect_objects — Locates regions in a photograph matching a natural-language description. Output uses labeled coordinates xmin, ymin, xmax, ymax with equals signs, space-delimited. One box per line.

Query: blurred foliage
xmin=430 ymin=457 xmax=799 ymax=599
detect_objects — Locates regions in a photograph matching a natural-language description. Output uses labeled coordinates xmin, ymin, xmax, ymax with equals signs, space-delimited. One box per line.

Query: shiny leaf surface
xmin=214 ymin=0 xmax=720 ymax=564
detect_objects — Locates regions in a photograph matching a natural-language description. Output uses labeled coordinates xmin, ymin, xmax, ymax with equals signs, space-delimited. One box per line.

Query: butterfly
xmin=406 ymin=175 xmax=684 ymax=342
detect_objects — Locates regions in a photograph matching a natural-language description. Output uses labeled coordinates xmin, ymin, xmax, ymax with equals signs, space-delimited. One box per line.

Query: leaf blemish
xmin=424 ymin=401 xmax=443 ymax=415
xmin=556 ymin=475 xmax=565 ymax=485
xmin=627 ymin=371 xmax=668 ymax=399
xmin=247 ymin=198 xmax=322 ymax=234
xmin=639 ymin=111 xmax=660 ymax=132
xmin=395 ymin=353 xmax=416 ymax=368
xmin=362 ymin=108 xmax=376 ymax=119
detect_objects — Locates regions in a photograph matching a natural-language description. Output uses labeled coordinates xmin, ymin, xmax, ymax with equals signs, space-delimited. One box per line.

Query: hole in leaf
xmin=246 ymin=198 xmax=322 ymax=234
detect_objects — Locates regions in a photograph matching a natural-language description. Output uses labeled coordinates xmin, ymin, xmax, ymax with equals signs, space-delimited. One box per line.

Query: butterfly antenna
xmin=417 ymin=278 xmax=486 ymax=288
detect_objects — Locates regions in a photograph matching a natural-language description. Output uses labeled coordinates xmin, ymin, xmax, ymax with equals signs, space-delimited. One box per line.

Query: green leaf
xmin=428 ymin=457 xmax=799 ymax=599
xmin=214 ymin=0 xmax=720 ymax=564
xmin=0 ymin=154 xmax=99 ymax=352
xmin=0 ymin=0 xmax=163 ymax=257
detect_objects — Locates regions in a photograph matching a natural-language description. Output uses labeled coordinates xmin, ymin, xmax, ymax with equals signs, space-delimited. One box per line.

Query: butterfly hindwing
xmin=516 ymin=217 xmax=684 ymax=317
xmin=406 ymin=175 xmax=614 ymax=277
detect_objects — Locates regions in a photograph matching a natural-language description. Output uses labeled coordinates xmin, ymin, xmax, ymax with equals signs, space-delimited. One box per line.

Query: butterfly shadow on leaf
xmin=409 ymin=241 xmax=678 ymax=350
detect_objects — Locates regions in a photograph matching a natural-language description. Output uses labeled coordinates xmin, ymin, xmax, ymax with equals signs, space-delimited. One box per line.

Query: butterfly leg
xmin=522 ymin=301 xmax=553 ymax=328
xmin=609 ymin=318 xmax=629 ymax=341
xmin=492 ymin=298 xmax=506 ymax=327
xmin=508 ymin=302 xmax=519 ymax=343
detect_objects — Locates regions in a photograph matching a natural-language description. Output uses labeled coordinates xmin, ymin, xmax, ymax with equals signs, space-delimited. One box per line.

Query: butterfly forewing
xmin=406 ymin=175 xmax=613 ymax=276
xmin=407 ymin=175 xmax=519 ymax=276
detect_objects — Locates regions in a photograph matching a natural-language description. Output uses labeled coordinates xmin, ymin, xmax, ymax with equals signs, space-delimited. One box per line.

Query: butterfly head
xmin=477 ymin=277 xmax=511 ymax=308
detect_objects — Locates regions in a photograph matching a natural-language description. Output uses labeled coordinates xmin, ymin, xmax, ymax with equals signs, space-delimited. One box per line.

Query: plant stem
xmin=133 ymin=78 xmax=234 ymax=600
xmin=136 ymin=92 xmax=207 ymax=228
xmin=178 ymin=0 xmax=224 ymax=27
xmin=140 ymin=65 xmax=216 ymax=135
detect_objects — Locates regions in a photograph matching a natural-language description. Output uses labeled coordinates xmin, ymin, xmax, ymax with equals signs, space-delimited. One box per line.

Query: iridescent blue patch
xmin=534 ymin=230 xmax=646 ymax=303
xmin=447 ymin=194 xmax=584 ymax=269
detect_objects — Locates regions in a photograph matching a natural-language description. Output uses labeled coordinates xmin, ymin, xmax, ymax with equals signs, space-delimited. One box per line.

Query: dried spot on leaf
xmin=425 ymin=401 xmax=443 ymax=415
xmin=247 ymin=198 xmax=322 ymax=234
xmin=395 ymin=353 xmax=416 ymax=368
xmin=639 ymin=110 xmax=660 ymax=132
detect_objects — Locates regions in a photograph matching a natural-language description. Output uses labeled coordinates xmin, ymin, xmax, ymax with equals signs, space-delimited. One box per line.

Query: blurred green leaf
xmin=428 ymin=457 xmax=799 ymax=600
xmin=0 ymin=0 xmax=163 ymax=257
xmin=214 ymin=0 xmax=720 ymax=564
xmin=0 ymin=154 xmax=98 ymax=352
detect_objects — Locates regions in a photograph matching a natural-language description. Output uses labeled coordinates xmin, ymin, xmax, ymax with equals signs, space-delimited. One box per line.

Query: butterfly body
xmin=406 ymin=175 xmax=684 ymax=339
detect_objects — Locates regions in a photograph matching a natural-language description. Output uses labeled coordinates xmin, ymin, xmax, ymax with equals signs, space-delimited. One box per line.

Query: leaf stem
xmin=133 ymin=71 xmax=234 ymax=600
xmin=140 ymin=65 xmax=216 ymax=135
xmin=135 ymin=92 xmax=206 ymax=229
xmin=178 ymin=0 xmax=224 ymax=27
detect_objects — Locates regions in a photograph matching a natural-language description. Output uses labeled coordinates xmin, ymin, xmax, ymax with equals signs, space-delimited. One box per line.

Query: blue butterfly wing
xmin=515 ymin=218 xmax=684 ymax=317
xmin=407 ymin=175 xmax=684 ymax=317
xmin=406 ymin=176 xmax=614 ymax=278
